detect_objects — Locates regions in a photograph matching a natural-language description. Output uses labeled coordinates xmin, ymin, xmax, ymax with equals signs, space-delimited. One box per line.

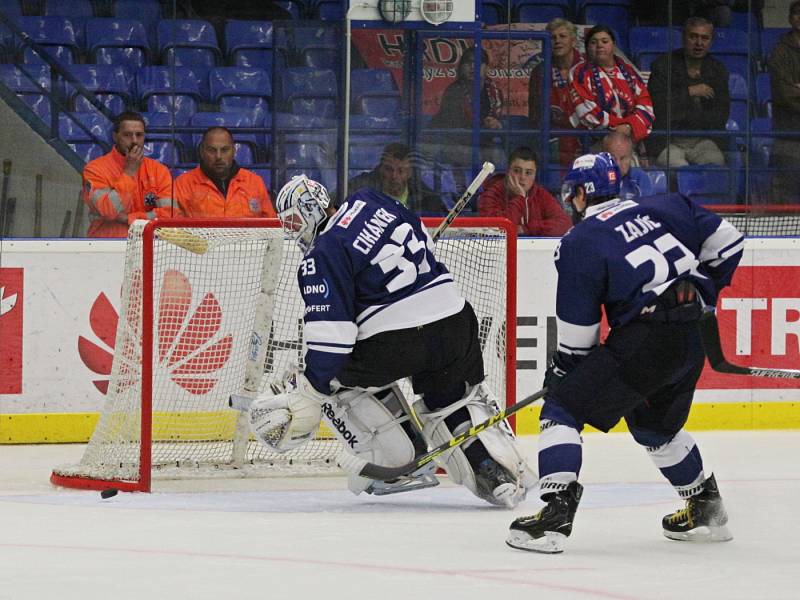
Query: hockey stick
xmin=155 ymin=227 xmax=209 ymax=255
xmin=699 ymin=310 xmax=800 ymax=379
xmin=338 ymin=387 xmax=547 ymax=481
xmin=432 ymin=161 xmax=495 ymax=242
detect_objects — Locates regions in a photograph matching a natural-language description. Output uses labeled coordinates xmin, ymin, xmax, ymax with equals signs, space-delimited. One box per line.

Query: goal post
xmin=51 ymin=216 xmax=516 ymax=492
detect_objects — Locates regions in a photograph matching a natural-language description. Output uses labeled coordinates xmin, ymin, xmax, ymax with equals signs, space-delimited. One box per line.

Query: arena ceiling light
xmin=419 ymin=0 xmax=454 ymax=25
xmin=377 ymin=0 xmax=412 ymax=23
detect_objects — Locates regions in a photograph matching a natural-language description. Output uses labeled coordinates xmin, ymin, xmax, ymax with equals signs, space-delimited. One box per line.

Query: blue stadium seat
xmin=114 ymin=0 xmax=161 ymax=48
xmin=750 ymin=116 xmax=773 ymax=167
xmin=144 ymin=140 xmax=180 ymax=165
xmin=136 ymin=66 xmax=204 ymax=123
xmin=43 ymin=0 xmax=92 ymax=47
xmin=59 ymin=112 xmax=112 ymax=144
xmin=0 ymin=1 xmax=23 ymax=52
xmin=289 ymin=26 xmax=339 ymax=69
xmin=274 ymin=111 xmax=337 ymax=129
xmin=86 ymin=18 xmax=149 ymax=70
xmin=0 ymin=64 xmax=53 ymax=122
xmin=210 ymin=67 xmax=272 ymax=123
xmin=141 ymin=110 xmax=190 ymax=127
xmin=755 ymin=72 xmax=771 ymax=118
xmin=349 ymin=114 xmax=402 ymax=130
xmin=15 ymin=16 xmax=79 ymax=65
xmin=481 ymin=0 xmax=506 ymax=25
xmin=69 ymin=142 xmax=106 ymax=163
xmin=629 ymin=26 xmax=682 ymax=70
xmin=157 ymin=19 xmax=221 ymax=68
xmin=580 ymin=5 xmax=631 ymax=54
xmin=676 ymin=167 xmax=737 ymax=205
xmin=250 ymin=167 xmax=272 ymax=192
xmin=729 ymin=9 xmax=761 ymax=32
xmin=275 ymin=1 xmax=303 ymax=20
xmin=350 ymin=68 xmax=400 ymax=118
xmin=348 ymin=144 xmax=378 ymax=171
xmin=278 ymin=67 xmax=337 ymax=117
xmin=313 ymin=0 xmax=343 ymax=20
xmin=760 ymin=28 xmax=788 ymax=65
xmin=65 ymin=64 xmax=132 ymax=114
xmin=642 ymin=169 xmax=667 ymax=194
xmin=225 ymin=20 xmax=274 ymax=72
xmin=190 ymin=110 xmax=264 ymax=163
xmin=711 ymin=28 xmax=752 ymax=79
xmin=514 ymin=3 xmax=568 ymax=24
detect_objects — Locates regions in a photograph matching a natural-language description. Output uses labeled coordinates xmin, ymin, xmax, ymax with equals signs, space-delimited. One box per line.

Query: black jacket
xmin=647 ymin=49 xmax=730 ymax=158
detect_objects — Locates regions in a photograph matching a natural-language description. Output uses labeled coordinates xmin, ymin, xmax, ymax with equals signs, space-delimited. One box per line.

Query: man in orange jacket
xmin=175 ymin=126 xmax=275 ymax=218
xmin=83 ymin=111 xmax=177 ymax=237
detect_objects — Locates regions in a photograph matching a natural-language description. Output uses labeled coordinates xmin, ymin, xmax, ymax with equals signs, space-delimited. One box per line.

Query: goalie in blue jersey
xmin=248 ymin=175 xmax=536 ymax=507
xmin=507 ymin=153 xmax=744 ymax=553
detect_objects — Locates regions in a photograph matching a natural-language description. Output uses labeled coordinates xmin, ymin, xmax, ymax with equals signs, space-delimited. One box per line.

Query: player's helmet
xmin=560 ymin=152 xmax=621 ymax=210
xmin=275 ymin=175 xmax=331 ymax=252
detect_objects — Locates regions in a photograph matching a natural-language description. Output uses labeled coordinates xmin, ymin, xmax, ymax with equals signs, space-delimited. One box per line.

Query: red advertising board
xmin=699 ymin=266 xmax=800 ymax=389
xmin=0 ymin=268 xmax=23 ymax=394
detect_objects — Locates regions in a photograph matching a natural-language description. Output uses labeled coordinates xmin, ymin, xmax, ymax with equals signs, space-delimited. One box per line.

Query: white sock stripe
xmin=646 ymin=430 xmax=697 ymax=469
xmin=538 ymin=422 xmax=582 ymax=452
xmin=676 ymin=473 xmax=706 ymax=498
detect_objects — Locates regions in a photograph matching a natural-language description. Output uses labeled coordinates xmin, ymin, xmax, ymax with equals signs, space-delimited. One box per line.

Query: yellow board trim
xmin=514 ymin=402 xmax=800 ymax=435
xmin=1 ymin=404 xmax=799 ymax=444
xmin=0 ymin=412 xmax=337 ymax=444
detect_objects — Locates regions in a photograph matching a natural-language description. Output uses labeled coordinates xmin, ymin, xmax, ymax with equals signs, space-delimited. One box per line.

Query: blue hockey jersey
xmin=554 ymin=193 xmax=744 ymax=359
xmin=298 ymin=188 xmax=464 ymax=393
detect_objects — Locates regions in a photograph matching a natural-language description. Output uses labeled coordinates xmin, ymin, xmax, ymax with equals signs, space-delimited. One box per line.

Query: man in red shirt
xmin=175 ymin=127 xmax=275 ymax=218
xmin=478 ymin=146 xmax=572 ymax=236
xmin=82 ymin=111 xmax=175 ymax=237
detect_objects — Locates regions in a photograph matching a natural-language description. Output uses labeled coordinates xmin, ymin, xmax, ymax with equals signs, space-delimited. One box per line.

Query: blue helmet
xmin=560 ymin=152 xmax=621 ymax=205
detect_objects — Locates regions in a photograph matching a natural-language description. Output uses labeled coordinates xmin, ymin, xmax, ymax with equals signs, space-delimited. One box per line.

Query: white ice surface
xmin=1 ymin=431 xmax=798 ymax=600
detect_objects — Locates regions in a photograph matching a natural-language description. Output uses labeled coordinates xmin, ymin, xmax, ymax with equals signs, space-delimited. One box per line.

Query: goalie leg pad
xmin=415 ymin=383 xmax=538 ymax=507
xmin=323 ymin=384 xmax=434 ymax=495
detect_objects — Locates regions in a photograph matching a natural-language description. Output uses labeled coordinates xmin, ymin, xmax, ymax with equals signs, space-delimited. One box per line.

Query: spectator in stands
xmin=82 ymin=111 xmax=175 ymax=238
xmin=478 ymin=146 xmax=571 ymax=236
xmin=528 ymin=18 xmax=583 ymax=166
xmin=602 ymin=131 xmax=655 ymax=200
xmin=647 ymin=17 xmax=729 ymax=169
xmin=767 ymin=0 xmax=800 ymax=204
xmin=569 ymin=25 xmax=654 ymax=148
xmin=175 ymin=126 xmax=275 ymax=217
xmin=347 ymin=143 xmax=444 ymax=214
xmin=430 ymin=46 xmax=503 ymax=131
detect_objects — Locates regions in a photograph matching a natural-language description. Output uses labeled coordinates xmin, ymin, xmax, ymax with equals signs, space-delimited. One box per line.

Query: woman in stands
xmin=528 ymin=18 xmax=584 ymax=166
xmin=568 ymin=25 xmax=654 ymax=151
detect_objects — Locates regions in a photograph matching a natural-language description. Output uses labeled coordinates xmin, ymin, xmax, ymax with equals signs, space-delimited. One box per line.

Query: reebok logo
xmin=321 ymin=402 xmax=358 ymax=448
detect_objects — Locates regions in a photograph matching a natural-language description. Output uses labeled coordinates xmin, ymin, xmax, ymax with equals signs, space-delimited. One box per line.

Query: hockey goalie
xmin=243 ymin=175 xmax=536 ymax=507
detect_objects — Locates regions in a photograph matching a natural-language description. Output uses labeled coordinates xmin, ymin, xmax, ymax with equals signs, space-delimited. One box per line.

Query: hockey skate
xmin=506 ymin=481 xmax=583 ymax=553
xmin=474 ymin=457 xmax=524 ymax=508
xmin=662 ymin=474 xmax=733 ymax=542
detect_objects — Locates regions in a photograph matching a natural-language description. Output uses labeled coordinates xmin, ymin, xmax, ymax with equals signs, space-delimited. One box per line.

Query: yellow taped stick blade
xmin=155 ymin=228 xmax=209 ymax=255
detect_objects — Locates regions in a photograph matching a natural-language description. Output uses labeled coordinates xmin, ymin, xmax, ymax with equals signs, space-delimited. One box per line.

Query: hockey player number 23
xmin=624 ymin=232 xmax=702 ymax=293
xmin=371 ymin=223 xmax=432 ymax=292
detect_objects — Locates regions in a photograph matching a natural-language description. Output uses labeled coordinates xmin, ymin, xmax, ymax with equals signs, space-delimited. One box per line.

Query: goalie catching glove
xmin=249 ymin=372 xmax=324 ymax=452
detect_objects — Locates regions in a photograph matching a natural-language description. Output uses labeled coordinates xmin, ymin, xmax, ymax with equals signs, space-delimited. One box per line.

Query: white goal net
xmin=51 ymin=217 xmax=515 ymax=491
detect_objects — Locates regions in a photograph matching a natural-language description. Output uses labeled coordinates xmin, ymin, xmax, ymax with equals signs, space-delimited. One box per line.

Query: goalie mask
xmin=560 ymin=152 xmax=621 ymax=220
xmin=275 ymin=175 xmax=332 ymax=252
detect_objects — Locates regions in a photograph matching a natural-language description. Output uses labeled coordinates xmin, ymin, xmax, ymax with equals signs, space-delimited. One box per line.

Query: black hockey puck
xmin=100 ymin=488 xmax=119 ymax=499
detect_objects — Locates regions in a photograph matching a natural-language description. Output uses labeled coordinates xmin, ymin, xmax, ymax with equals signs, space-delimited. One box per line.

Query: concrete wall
xmin=0 ymin=99 xmax=85 ymax=239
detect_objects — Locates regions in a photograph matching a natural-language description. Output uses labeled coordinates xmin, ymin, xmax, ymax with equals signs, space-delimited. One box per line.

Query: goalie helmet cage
xmin=51 ymin=217 xmax=516 ymax=492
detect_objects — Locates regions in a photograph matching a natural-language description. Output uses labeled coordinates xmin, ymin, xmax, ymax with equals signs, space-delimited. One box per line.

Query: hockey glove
xmin=249 ymin=372 xmax=324 ymax=453
xmin=543 ymin=351 xmax=576 ymax=395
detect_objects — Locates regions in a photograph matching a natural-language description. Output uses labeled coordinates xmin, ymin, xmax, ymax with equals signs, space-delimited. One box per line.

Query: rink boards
xmin=1 ymin=237 xmax=799 ymax=443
